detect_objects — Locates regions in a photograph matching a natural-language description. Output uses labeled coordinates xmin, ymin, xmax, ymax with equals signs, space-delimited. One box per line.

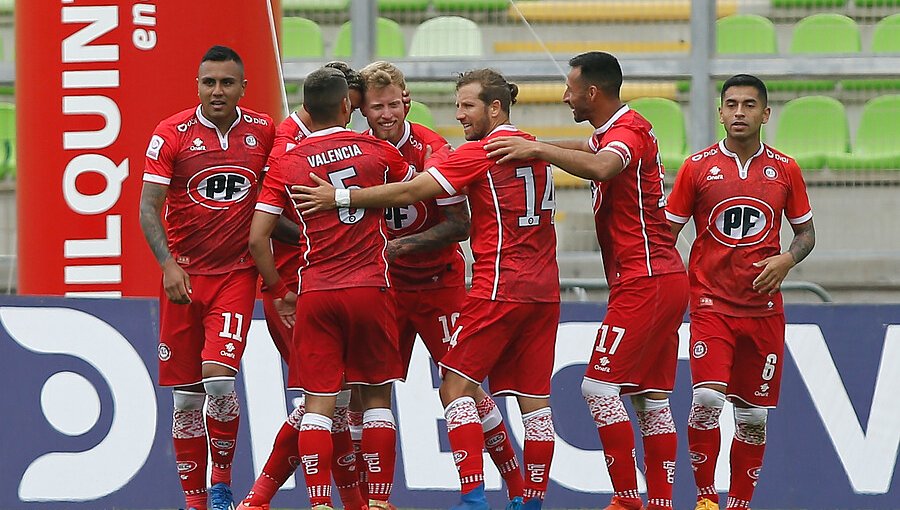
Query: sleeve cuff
xmin=255 ymin=203 xmax=284 ymax=215
xmin=788 ymin=210 xmax=813 ymax=225
xmin=143 ymin=174 xmax=171 ymax=185
xmin=426 ymin=167 xmax=457 ymax=195
xmin=436 ymin=195 xmax=467 ymax=206
xmin=665 ymin=211 xmax=690 ymax=224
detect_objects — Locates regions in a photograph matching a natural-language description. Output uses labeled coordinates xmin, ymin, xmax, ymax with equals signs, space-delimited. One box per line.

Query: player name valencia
xmin=306 ymin=144 xmax=363 ymax=167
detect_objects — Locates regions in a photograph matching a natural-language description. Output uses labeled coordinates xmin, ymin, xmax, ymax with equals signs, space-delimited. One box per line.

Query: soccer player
xmin=484 ymin=52 xmax=688 ymax=510
xmin=293 ymin=68 xmax=560 ymax=510
xmin=139 ymin=45 xmax=275 ymax=510
xmin=359 ymin=60 xmax=527 ymax=502
xmin=665 ymin=74 xmax=815 ymax=510
xmin=248 ymin=66 xmax=413 ymax=510
xmin=239 ymin=61 xmax=369 ymax=510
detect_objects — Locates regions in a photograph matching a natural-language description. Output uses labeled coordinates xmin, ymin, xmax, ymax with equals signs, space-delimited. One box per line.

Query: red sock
xmin=728 ymin=438 xmax=765 ymax=508
xmin=476 ymin=395 xmax=524 ymax=499
xmin=172 ymin=406 xmax=208 ymax=510
xmin=585 ymin=394 xmax=641 ymax=503
xmin=362 ymin=408 xmax=397 ymax=502
xmin=636 ymin=401 xmax=677 ymax=509
xmin=688 ymin=401 xmax=722 ymax=503
xmin=349 ymin=409 xmax=367 ymax=500
xmin=242 ymin=405 xmax=304 ymax=506
xmin=333 ymin=406 xmax=365 ymax=510
xmin=445 ymin=396 xmax=485 ymax=494
xmin=206 ymin=391 xmax=240 ymax=486
xmin=522 ymin=408 xmax=554 ymax=501
xmin=298 ymin=413 xmax=334 ymax=507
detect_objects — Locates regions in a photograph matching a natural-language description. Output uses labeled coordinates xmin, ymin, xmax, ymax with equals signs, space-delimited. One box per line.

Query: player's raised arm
xmin=485 ymin=135 xmax=625 ymax=181
xmin=291 ymin=170 xmax=444 ymax=213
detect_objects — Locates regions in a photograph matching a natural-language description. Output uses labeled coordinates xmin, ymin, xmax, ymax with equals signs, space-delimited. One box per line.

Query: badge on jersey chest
xmin=385 ymin=202 xmax=428 ymax=235
xmin=187 ymin=165 xmax=256 ymax=210
xmin=708 ymin=196 xmax=775 ymax=247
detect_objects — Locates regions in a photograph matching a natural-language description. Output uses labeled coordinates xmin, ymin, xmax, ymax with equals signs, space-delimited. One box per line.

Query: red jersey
xmin=257 ymin=127 xmax=413 ymax=293
xmin=143 ymin=105 xmax=275 ymax=275
xmin=374 ymin=121 xmax=465 ymax=290
xmin=587 ymin=105 xmax=684 ymax=286
xmin=427 ymin=125 xmax=560 ymax=303
xmin=265 ymin=112 xmax=313 ymax=289
xmin=666 ymin=141 xmax=813 ymax=317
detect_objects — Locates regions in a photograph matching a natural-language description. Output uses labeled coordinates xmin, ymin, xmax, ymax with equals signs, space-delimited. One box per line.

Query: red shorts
xmin=262 ymin=283 xmax=294 ymax=363
xmin=394 ymin=285 xmax=467 ymax=377
xmin=689 ymin=310 xmax=786 ymax=408
xmin=584 ymin=272 xmax=688 ymax=395
xmin=157 ymin=266 xmax=257 ymax=387
xmin=439 ymin=297 xmax=560 ymax=398
xmin=287 ymin=287 xmax=402 ymax=396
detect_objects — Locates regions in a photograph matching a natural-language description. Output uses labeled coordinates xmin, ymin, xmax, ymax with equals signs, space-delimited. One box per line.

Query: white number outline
xmin=328 ymin=167 xmax=365 ymax=225
xmin=515 ymin=164 xmax=556 ymax=227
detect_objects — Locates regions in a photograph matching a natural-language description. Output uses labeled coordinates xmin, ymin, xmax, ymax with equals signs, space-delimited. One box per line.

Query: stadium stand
xmin=716 ymin=14 xmax=779 ymax=54
xmin=406 ymin=100 xmax=436 ymax=129
xmin=281 ymin=17 xmax=325 ymax=58
xmin=773 ymin=0 xmax=848 ymax=7
xmin=493 ymin=40 xmax=689 ymax=55
xmin=506 ymin=1 xmax=738 ymax=22
xmin=775 ymin=95 xmax=850 ymax=170
xmin=434 ymin=0 xmax=510 ymax=11
xmin=827 ymin=95 xmax=900 ymax=170
xmin=378 ymin=0 xmax=431 ymax=12
xmin=409 ymin=16 xmax=484 ymax=57
xmin=0 ymin=102 xmax=14 ymax=180
xmin=841 ymin=13 xmax=900 ymax=91
xmin=282 ymin=0 xmax=349 ymax=12
xmin=627 ymin=97 xmax=688 ymax=173
xmin=333 ymin=17 xmax=406 ymax=58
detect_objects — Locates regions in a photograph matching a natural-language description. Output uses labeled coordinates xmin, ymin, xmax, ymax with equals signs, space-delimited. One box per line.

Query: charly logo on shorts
xmin=763 ymin=166 xmax=777 ymax=180
xmin=158 ymin=343 xmax=171 ymax=361
xmin=452 ymin=450 xmax=468 ymax=463
xmin=692 ymin=341 xmax=708 ymax=359
xmin=485 ymin=432 xmax=507 ymax=448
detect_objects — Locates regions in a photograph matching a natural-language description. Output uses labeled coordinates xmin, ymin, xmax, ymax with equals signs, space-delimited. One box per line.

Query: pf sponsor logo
xmin=692 ymin=341 xmax=708 ymax=359
xmin=337 ymin=453 xmax=357 ymax=468
xmin=708 ymin=196 xmax=775 ymax=247
xmin=187 ymin=165 xmax=256 ymax=210
xmin=485 ymin=432 xmax=507 ymax=448
xmin=453 ymin=450 xmax=468 ymax=464
xmin=385 ymin=202 xmax=428 ymax=235
xmin=158 ymin=343 xmax=171 ymax=361
xmin=177 ymin=461 xmax=197 ymax=474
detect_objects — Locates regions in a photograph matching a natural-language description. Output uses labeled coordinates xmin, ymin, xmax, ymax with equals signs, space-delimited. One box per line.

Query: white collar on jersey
xmin=394 ymin=121 xmax=412 ymax=149
xmin=718 ymin=139 xmax=765 ymax=180
xmin=195 ymin=105 xmax=242 ymax=150
xmin=487 ymin=124 xmax=518 ymax=137
xmin=306 ymin=125 xmax=351 ymax=138
xmin=290 ymin=112 xmax=313 ymax=136
xmin=593 ymin=104 xmax=630 ymax=135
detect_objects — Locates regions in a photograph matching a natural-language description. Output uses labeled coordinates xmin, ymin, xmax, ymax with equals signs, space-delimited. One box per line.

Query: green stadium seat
xmin=779 ymin=14 xmax=861 ymax=92
xmin=0 ymin=0 xmax=13 ymax=14
xmin=406 ymin=101 xmax=436 ymax=130
xmin=333 ymin=17 xmax=406 ymax=58
xmin=827 ymin=95 xmax=900 ymax=170
xmin=841 ymin=14 xmax=900 ymax=91
xmin=409 ymin=16 xmax=483 ymax=57
xmin=0 ymin=102 xmax=15 ymax=179
xmin=854 ymin=0 xmax=900 ymax=6
xmin=282 ymin=0 xmax=349 ymax=12
xmin=627 ymin=97 xmax=687 ymax=173
xmin=434 ymin=0 xmax=509 ymax=11
xmin=717 ymin=14 xmax=778 ymax=54
xmin=774 ymin=96 xmax=850 ymax=170
xmin=281 ymin=17 xmax=324 ymax=58
xmin=378 ymin=0 xmax=431 ymax=11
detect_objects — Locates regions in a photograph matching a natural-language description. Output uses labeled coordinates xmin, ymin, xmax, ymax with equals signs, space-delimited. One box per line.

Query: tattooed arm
xmin=386 ymin=201 xmax=470 ymax=262
xmin=139 ymin=182 xmax=191 ymax=304
xmin=752 ymin=219 xmax=816 ymax=295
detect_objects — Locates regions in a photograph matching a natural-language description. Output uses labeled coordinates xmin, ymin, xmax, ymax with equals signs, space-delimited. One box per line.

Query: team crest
xmin=245 ymin=134 xmax=257 ymax=147
xmin=158 ymin=343 xmax=171 ymax=361
xmin=692 ymin=341 xmax=708 ymax=359
xmin=763 ymin=166 xmax=777 ymax=179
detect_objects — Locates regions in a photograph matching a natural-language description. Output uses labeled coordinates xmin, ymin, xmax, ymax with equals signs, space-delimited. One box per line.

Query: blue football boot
xmin=449 ymin=483 xmax=490 ymax=510
xmin=209 ymin=482 xmax=236 ymax=510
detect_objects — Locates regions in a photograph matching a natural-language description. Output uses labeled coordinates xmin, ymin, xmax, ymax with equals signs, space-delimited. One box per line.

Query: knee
xmin=693 ymin=386 xmax=726 ymax=409
xmin=173 ymin=389 xmax=205 ymax=410
xmin=734 ymin=406 xmax=768 ymax=444
xmin=203 ymin=376 xmax=235 ymax=397
xmin=581 ymin=378 xmax=620 ymax=398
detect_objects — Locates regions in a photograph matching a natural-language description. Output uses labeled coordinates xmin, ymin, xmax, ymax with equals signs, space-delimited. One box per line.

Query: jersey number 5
xmin=328 ymin=167 xmax=365 ymax=224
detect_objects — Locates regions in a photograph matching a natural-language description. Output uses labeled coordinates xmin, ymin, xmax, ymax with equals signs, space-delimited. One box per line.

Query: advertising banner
xmin=15 ymin=0 xmax=284 ymax=297
xmin=1 ymin=298 xmax=898 ymax=509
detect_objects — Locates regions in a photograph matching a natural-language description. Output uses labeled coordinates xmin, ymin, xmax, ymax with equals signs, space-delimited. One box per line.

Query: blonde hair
xmin=360 ymin=60 xmax=407 ymax=92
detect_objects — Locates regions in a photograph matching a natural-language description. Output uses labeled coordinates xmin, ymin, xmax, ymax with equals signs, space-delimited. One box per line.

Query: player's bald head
xmin=303 ymin=67 xmax=350 ymax=123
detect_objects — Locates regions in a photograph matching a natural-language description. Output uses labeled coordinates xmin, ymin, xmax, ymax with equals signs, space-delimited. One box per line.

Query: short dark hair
xmin=325 ymin=61 xmax=365 ymax=94
xmin=456 ymin=69 xmax=518 ymax=114
xmin=568 ymin=51 xmax=622 ymax=97
xmin=303 ymin=66 xmax=349 ymax=123
xmin=200 ymin=45 xmax=244 ymax=75
xmin=721 ymin=74 xmax=768 ymax=105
